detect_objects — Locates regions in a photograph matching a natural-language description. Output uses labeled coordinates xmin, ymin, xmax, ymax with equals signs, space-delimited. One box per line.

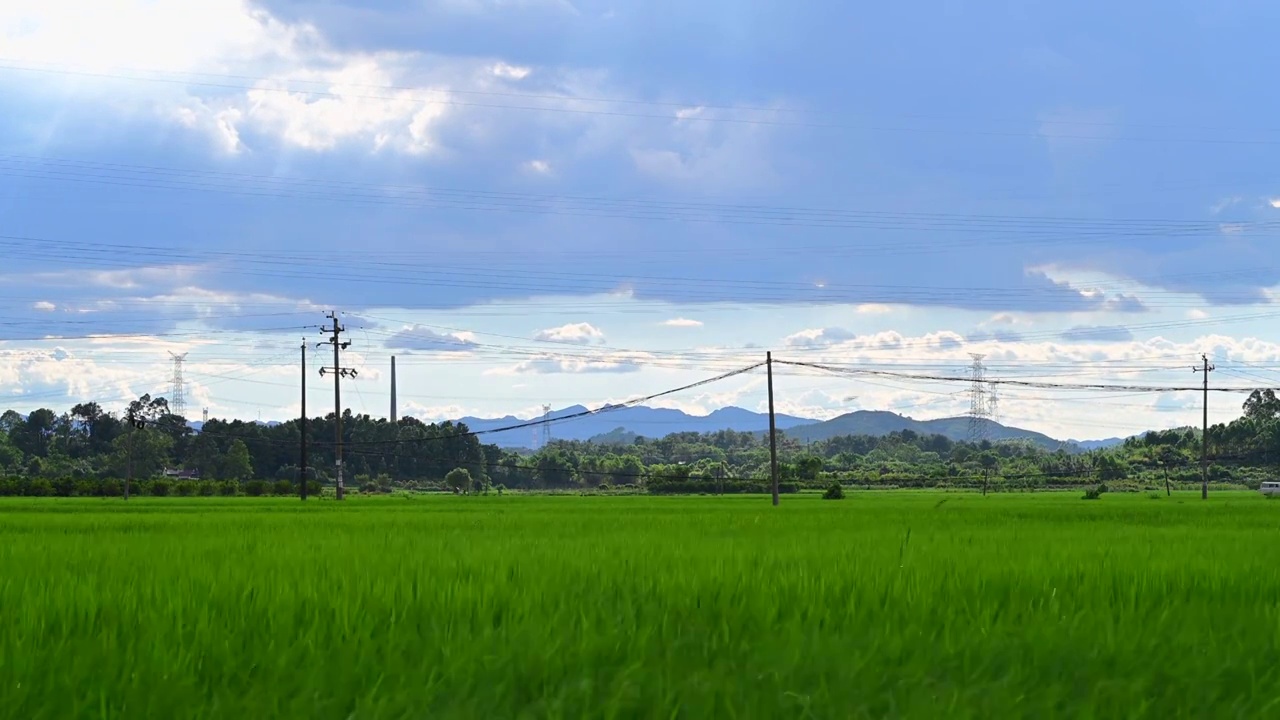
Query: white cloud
xmin=31 ymin=301 xmax=56 ymax=312
xmin=533 ymin=322 xmax=605 ymax=345
xmin=9 ymin=264 xmax=204 ymax=291
xmin=783 ymin=327 xmax=856 ymax=349
xmin=523 ymin=159 xmax=552 ymax=174
xmin=1187 ymin=309 xmax=1209 ymax=320
xmin=1270 ymin=198 xmax=1280 ymax=209
xmin=661 ymin=317 xmax=703 ymax=328
xmin=855 ymin=304 xmax=893 ymax=315
xmin=492 ymin=62 xmax=531 ymax=80
xmin=0 ymin=1 xmax=529 ymax=156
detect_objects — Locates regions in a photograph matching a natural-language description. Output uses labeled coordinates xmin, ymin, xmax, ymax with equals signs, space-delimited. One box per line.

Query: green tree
xmin=445 ymin=467 xmax=473 ymax=494
xmin=223 ymin=439 xmax=254 ymax=481
xmin=1243 ymin=389 xmax=1280 ymax=422
xmin=978 ymin=451 xmax=999 ymax=496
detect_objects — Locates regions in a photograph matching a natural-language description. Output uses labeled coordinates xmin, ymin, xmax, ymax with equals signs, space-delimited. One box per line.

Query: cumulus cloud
xmin=383 ymin=325 xmax=478 ymax=352
xmin=661 ymin=317 xmax=703 ymax=328
xmin=0 ymin=0 xmax=581 ymax=157
xmin=533 ymin=322 xmax=605 ymax=345
xmin=784 ymin=327 xmax=857 ymax=349
xmin=31 ymin=301 xmax=55 ymax=312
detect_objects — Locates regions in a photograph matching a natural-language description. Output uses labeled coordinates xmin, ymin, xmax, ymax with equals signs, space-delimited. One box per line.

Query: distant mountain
xmin=1070 ymin=437 xmax=1126 ymax=451
xmin=782 ymin=410 xmax=1081 ymax=452
xmin=456 ymin=405 xmax=814 ymax=448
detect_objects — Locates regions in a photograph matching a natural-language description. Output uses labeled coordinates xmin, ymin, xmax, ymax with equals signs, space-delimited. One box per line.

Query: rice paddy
xmin=3 ymin=491 xmax=1279 ymax=719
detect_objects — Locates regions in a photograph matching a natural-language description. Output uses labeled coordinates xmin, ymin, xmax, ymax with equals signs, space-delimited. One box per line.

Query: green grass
xmin=3 ymin=491 xmax=1280 ymax=719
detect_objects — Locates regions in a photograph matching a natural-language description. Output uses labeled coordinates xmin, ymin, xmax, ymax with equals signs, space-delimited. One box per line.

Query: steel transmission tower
xmin=967 ymin=353 xmax=992 ymax=443
xmin=168 ymin=352 xmax=189 ymax=418
xmin=540 ymin=403 xmax=552 ymax=448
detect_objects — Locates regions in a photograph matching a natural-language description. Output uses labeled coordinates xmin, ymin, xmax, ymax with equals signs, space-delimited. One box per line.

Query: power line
xmin=339 ymin=361 xmax=764 ymax=448
xmin=7 ymin=61 xmax=1280 ymax=145
xmin=777 ymin=359 xmax=1272 ymax=393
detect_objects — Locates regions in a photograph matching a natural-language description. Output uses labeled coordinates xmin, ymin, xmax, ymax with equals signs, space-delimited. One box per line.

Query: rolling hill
xmin=780 ymin=411 xmax=1086 ymax=452
xmin=456 ymin=405 xmax=814 ymax=448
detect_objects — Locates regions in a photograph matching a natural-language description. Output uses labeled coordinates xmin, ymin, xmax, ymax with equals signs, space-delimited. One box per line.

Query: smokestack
xmin=390 ymin=355 xmax=397 ymax=423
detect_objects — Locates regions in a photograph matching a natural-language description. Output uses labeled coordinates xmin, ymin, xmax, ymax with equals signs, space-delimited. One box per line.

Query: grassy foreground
xmin=2 ymin=492 xmax=1279 ymax=719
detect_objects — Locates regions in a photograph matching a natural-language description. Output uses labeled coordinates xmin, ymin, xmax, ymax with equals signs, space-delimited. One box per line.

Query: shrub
xmin=149 ymin=479 xmax=172 ymax=497
xmin=52 ymin=478 xmax=76 ymax=497
xmin=273 ymin=480 xmax=295 ymax=496
xmin=218 ymin=480 xmax=240 ymax=496
xmin=198 ymin=481 xmax=217 ymax=497
xmin=822 ymin=481 xmax=846 ymax=500
xmin=175 ymin=481 xmax=197 ymax=497
xmin=445 ymin=468 xmax=472 ymax=494
xmin=26 ymin=478 xmax=54 ymax=497
xmin=244 ymin=480 xmax=270 ymax=497
xmin=100 ymin=479 xmax=123 ymax=497
xmin=1083 ymin=486 xmax=1104 ymax=500
xmin=598 ymin=482 xmax=611 ymax=492
xmin=74 ymin=479 xmax=98 ymax=497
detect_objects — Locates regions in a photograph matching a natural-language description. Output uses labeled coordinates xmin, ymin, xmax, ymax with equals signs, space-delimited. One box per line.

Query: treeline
xmin=0 ymin=390 xmax=1277 ymax=496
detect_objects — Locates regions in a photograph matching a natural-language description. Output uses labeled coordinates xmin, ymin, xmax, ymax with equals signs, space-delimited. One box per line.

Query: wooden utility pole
xmin=300 ymin=338 xmax=308 ymax=501
xmin=1194 ymin=354 xmax=1215 ymax=500
xmin=319 ymin=312 xmax=357 ymax=501
xmin=767 ymin=351 xmax=779 ymax=506
xmin=125 ymin=416 xmax=134 ymax=501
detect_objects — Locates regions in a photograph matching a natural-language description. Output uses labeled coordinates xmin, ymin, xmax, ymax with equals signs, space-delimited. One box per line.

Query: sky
xmin=2 ymin=0 xmax=1280 ymax=441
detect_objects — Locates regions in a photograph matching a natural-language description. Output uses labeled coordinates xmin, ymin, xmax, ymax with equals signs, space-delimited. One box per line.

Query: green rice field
xmin=3 ymin=491 xmax=1279 ymax=719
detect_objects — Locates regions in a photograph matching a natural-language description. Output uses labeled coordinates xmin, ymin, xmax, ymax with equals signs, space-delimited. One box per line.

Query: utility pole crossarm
xmin=1194 ymin=355 xmax=1215 ymax=500
xmin=317 ymin=311 xmax=356 ymax=500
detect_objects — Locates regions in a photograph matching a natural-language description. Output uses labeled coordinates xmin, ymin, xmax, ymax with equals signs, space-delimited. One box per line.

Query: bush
xmin=149 ymin=479 xmax=172 ymax=497
xmin=822 ymin=481 xmax=846 ymax=500
xmin=198 ymin=481 xmax=217 ymax=497
xmin=52 ymin=478 xmax=76 ymax=497
xmin=647 ymin=479 xmax=800 ymax=495
xmin=598 ymin=482 xmax=611 ymax=492
xmin=175 ymin=481 xmax=197 ymax=497
xmin=218 ymin=480 xmax=240 ymax=496
xmin=74 ymin=479 xmax=98 ymax=497
xmin=1083 ymin=486 xmax=1104 ymax=500
xmin=100 ymin=479 xmax=123 ymax=497
xmin=445 ymin=468 xmax=473 ymax=494
xmin=273 ymin=480 xmax=295 ymax=496
xmin=26 ymin=478 xmax=54 ymax=497
xmin=244 ymin=480 xmax=270 ymax=497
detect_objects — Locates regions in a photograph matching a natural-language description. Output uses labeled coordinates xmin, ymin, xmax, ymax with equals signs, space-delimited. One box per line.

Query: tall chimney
xmin=390 ymin=355 xmax=397 ymax=423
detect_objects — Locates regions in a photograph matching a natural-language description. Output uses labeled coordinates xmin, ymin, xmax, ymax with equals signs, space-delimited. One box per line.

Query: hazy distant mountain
xmin=782 ymin=410 xmax=1081 ymax=452
xmin=456 ymin=405 xmax=813 ymax=448
xmin=1070 ymin=437 xmax=1126 ymax=451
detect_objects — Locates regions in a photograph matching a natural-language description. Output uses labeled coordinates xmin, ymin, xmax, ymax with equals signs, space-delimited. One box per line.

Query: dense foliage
xmin=0 ymin=390 xmax=1276 ymax=495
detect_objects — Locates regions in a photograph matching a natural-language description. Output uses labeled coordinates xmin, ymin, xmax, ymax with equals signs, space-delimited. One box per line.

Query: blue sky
xmin=1 ymin=0 xmax=1279 ymax=440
